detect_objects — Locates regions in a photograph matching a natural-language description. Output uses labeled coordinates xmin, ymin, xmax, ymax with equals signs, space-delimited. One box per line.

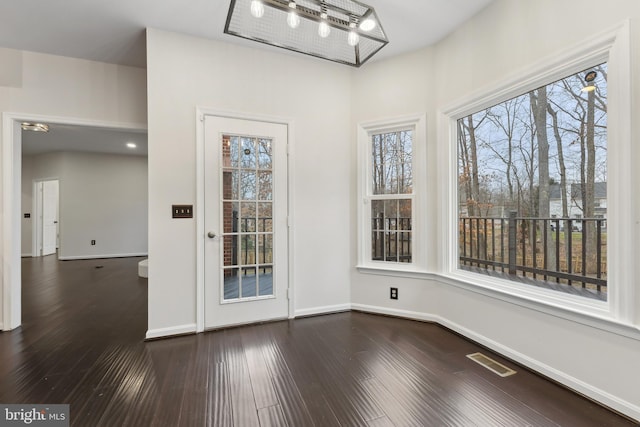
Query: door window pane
xmin=258 ymin=171 xmax=273 ymax=200
xmin=223 ymin=268 xmax=240 ymax=300
xmin=258 ymin=266 xmax=273 ymax=296
xmin=241 ymin=171 xmax=256 ymax=200
xmin=258 ymin=202 xmax=272 ymax=232
xmin=241 ymin=267 xmax=257 ymax=297
xmin=220 ymin=132 xmax=277 ymax=301
xmin=258 ymin=139 xmax=272 ymax=169
xmin=241 ymin=137 xmax=256 ymax=168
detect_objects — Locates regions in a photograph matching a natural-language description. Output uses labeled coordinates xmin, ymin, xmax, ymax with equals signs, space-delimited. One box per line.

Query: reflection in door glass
xmin=258 ymin=266 xmax=273 ymax=296
xmin=241 ymin=266 xmax=258 ymax=297
xmin=221 ymin=134 xmax=275 ymax=300
xmin=224 ymin=268 xmax=240 ymax=299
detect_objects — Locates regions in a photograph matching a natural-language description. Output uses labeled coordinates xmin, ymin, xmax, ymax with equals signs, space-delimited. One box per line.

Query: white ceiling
xmin=0 ymin=0 xmax=494 ymax=69
xmin=10 ymin=1 xmax=494 ymax=155
xmin=22 ymin=124 xmax=147 ymax=157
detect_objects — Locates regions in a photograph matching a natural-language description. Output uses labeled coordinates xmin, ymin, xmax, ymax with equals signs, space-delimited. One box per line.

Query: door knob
xmin=207 ymin=231 xmax=217 ymax=239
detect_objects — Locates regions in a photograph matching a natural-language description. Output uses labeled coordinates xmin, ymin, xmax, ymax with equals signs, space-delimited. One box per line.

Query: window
xmin=441 ymin=24 xmax=635 ymax=328
xmin=357 ymin=115 xmax=426 ymax=272
xmin=371 ymin=130 xmax=413 ymax=263
xmin=457 ymin=64 xmax=608 ymax=301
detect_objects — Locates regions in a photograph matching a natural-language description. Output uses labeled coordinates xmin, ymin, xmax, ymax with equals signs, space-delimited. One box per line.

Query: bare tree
xmin=530 ymin=87 xmax=556 ymax=269
xmin=547 ymin=103 xmax=571 ymax=268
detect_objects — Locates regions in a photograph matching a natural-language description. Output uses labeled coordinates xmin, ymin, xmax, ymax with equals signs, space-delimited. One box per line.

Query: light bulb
xmin=287 ymin=11 xmax=300 ymax=28
xmin=250 ymin=0 xmax=264 ymax=18
xmin=359 ymin=18 xmax=375 ymax=31
xmin=318 ymin=15 xmax=330 ymax=38
xmin=348 ymin=31 xmax=359 ymax=46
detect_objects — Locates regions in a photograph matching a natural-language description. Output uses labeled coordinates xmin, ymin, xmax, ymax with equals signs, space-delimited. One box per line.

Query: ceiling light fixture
xmin=359 ymin=18 xmax=375 ymax=31
xmin=286 ymin=1 xmax=300 ymax=29
xmin=250 ymin=0 xmax=265 ymax=18
xmin=21 ymin=122 xmax=49 ymax=132
xmin=318 ymin=8 xmax=331 ymax=38
xmin=347 ymin=18 xmax=360 ymax=47
xmin=225 ymin=0 xmax=388 ymax=67
xmin=126 ymin=142 xmax=137 ymax=149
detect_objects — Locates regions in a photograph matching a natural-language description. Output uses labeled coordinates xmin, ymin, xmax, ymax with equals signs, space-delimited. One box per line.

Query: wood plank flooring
xmin=0 ymin=255 xmax=635 ymax=426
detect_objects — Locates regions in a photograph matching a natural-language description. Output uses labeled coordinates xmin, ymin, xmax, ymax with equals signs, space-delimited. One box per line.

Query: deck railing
xmin=371 ymin=217 xmax=412 ymax=263
xmin=459 ymin=212 xmax=607 ymax=292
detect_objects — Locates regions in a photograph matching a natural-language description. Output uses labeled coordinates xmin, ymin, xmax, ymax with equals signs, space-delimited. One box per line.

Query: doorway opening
xmin=2 ymin=113 xmax=147 ymax=331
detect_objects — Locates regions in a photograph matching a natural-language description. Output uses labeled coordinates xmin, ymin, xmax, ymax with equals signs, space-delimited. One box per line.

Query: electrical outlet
xmin=390 ymin=287 xmax=398 ymax=300
xmin=91 ymin=240 xmax=96 ymax=245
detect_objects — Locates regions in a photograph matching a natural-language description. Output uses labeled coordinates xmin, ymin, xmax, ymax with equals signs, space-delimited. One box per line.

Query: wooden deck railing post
xmin=508 ymin=211 xmax=517 ymax=275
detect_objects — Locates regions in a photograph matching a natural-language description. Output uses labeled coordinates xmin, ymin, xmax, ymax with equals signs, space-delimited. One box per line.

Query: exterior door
xmin=204 ymin=116 xmax=289 ymax=329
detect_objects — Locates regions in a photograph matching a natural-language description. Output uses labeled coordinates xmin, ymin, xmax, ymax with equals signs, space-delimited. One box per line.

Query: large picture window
xmin=457 ymin=63 xmax=608 ymax=301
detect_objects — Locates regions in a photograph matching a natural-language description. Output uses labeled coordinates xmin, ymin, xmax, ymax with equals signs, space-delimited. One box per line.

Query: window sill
xmin=356 ymin=264 xmax=434 ymax=280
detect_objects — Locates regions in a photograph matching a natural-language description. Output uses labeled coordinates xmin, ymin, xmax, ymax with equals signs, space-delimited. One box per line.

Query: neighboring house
xmin=549 ymin=182 xmax=607 ymax=220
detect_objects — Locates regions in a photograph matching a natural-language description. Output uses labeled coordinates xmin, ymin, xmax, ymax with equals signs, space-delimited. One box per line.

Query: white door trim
xmin=195 ymin=108 xmax=296 ymax=333
xmin=1 ymin=112 xmax=146 ymax=331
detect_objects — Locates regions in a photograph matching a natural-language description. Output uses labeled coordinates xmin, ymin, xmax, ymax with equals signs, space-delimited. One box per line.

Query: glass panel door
xmin=204 ymin=115 xmax=288 ymax=329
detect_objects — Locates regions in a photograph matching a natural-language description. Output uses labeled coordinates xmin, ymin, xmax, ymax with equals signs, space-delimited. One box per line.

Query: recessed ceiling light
xmin=21 ymin=122 xmax=49 ymax=132
xmin=126 ymin=142 xmax=137 ymax=149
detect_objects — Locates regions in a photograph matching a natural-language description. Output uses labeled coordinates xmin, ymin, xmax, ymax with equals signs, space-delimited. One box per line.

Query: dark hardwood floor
xmin=0 ymin=255 xmax=635 ymax=426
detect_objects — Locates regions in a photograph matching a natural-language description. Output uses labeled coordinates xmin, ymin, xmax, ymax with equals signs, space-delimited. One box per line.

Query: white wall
xmin=21 ymin=152 xmax=148 ymax=259
xmin=351 ymin=0 xmax=640 ymax=420
xmin=146 ymin=29 xmax=352 ymax=334
xmin=20 ymin=155 xmax=34 ymax=256
xmin=0 ymin=48 xmax=146 ymax=329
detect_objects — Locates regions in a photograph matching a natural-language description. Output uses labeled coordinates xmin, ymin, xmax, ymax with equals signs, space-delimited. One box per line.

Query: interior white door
xmin=39 ymin=180 xmax=59 ymax=256
xmin=204 ymin=116 xmax=289 ymax=329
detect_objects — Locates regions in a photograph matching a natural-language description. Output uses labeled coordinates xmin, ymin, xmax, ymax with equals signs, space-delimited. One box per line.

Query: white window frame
xmin=437 ymin=22 xmax=637 ymax=328
xmin=357 ymin=114 xmax=428 ymax=276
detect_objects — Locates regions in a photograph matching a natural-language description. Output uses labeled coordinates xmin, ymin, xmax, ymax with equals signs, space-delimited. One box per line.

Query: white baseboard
xmin=351 ymin=303 xmax=440 ymax=323
xmin=294 ymin=303 xmax=351 ymax=318
xmin=145 ymin=323 xmax=197 ymax=340
xmin=351 ymin=303 xmax=640 ymax=422
xmin=58 ymin=252 xmax=148 ymax=260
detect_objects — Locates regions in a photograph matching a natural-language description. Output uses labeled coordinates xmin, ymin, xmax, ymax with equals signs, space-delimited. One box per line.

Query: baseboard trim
xmin=351 ymin=304 xmax=440 ymax=323
xmin=351 ymin=303 xmax=640 ymax=422
xmin=145 ymin=323 xmax=197 ymax=340
xmin=294 ymin=303 xmax=351 ymax=318
xmin=59 ymin=252 xmax=148 ymax=261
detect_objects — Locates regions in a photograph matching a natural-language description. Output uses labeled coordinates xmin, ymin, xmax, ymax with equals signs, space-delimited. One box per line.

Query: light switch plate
xmin=172 ymin=205 xmax=193 ymax=219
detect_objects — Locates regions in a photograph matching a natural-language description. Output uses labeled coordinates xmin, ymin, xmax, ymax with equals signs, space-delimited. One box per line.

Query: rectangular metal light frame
xmin=224 ymin=0 xmax=389 ymax=67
